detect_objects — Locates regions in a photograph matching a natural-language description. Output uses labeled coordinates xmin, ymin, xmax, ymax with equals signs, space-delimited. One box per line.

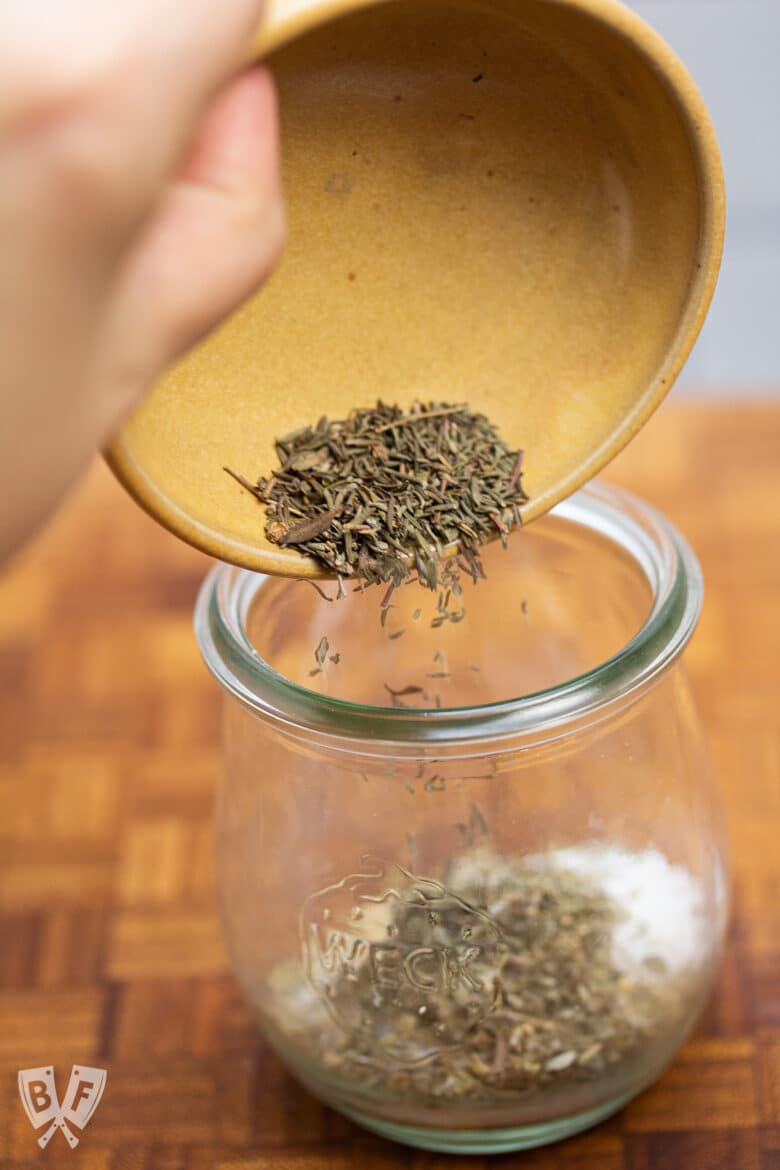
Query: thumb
xmin=103 ymin=66 xmax=284 ymax=417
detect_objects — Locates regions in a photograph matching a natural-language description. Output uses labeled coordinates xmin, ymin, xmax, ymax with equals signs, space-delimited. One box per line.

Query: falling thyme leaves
xmin=225 ymin=401 xmax=528 ymax=591
xmin=226 ymin=401 xmax=527 ymax=700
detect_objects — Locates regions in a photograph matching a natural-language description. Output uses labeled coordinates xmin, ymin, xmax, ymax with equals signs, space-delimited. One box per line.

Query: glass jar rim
xmin=194 ymin=482 xmax=702 ymax=746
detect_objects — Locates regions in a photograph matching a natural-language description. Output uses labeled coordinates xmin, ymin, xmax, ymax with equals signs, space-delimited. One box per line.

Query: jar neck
xmin=194 ymin=484 xmax=702 ymax=749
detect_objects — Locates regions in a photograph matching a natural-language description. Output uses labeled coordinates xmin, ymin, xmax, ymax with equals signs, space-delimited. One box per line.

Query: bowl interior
xmin=109 ymin=0 xmax=719 ymax=575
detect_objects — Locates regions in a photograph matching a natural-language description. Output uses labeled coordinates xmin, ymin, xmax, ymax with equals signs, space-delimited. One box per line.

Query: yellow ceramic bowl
xmin=107 ymin=0 xmax=724 ymax=577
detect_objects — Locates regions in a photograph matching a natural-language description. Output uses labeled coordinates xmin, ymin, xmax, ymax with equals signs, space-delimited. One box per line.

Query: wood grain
xmin=0 ymin=402 xmax=778 ymax=1168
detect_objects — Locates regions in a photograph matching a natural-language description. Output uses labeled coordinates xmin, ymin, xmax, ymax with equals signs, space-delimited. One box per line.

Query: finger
xmin=101 ymin=66 xmax=284 ymax=419
xmin=3 ymin=0 xmax=265 ymax=123
xmin=3 ymin=0 xmax=268 ymax=248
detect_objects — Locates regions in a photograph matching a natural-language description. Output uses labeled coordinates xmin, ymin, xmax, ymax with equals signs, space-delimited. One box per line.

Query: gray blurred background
xmin=629 ymin=0 xmax=779 ymax=394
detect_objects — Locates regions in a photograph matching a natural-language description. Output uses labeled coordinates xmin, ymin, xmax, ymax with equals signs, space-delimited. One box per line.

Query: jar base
xmin=334 ymin=1091 xmax=635 ymax=1155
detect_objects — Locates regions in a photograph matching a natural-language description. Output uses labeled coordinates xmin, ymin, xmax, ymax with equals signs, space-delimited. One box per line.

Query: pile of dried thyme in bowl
xmin=226 ymin=400 xmax=528 ymax=591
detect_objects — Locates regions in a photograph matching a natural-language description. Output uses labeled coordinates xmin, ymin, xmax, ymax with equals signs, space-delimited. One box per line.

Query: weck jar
xmin=194 ymin=482 xmax=728 ymax=1155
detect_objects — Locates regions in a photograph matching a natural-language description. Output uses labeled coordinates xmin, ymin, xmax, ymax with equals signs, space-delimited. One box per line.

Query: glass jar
xmin=195 ymin=483 xmax=728 ymax=1155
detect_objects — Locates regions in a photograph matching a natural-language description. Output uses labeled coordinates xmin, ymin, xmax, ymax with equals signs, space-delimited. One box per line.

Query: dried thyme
xmin=226 ymin=400 xmax=528 ymax=591
xmin=267 ymin=848 xmax=706 ymax=1108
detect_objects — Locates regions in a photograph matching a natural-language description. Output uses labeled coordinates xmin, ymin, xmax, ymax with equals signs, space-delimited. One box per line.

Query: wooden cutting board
xmin=0 ymin=402 xmax=778 ymax=1169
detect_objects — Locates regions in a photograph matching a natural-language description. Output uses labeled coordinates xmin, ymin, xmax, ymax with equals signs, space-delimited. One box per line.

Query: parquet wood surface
xmin=0 ymin=402 xmax=778 ymax=1169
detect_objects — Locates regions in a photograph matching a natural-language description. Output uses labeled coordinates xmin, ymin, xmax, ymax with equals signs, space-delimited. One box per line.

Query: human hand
xmin=0 ymin=1 xmax=284 ymax=561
